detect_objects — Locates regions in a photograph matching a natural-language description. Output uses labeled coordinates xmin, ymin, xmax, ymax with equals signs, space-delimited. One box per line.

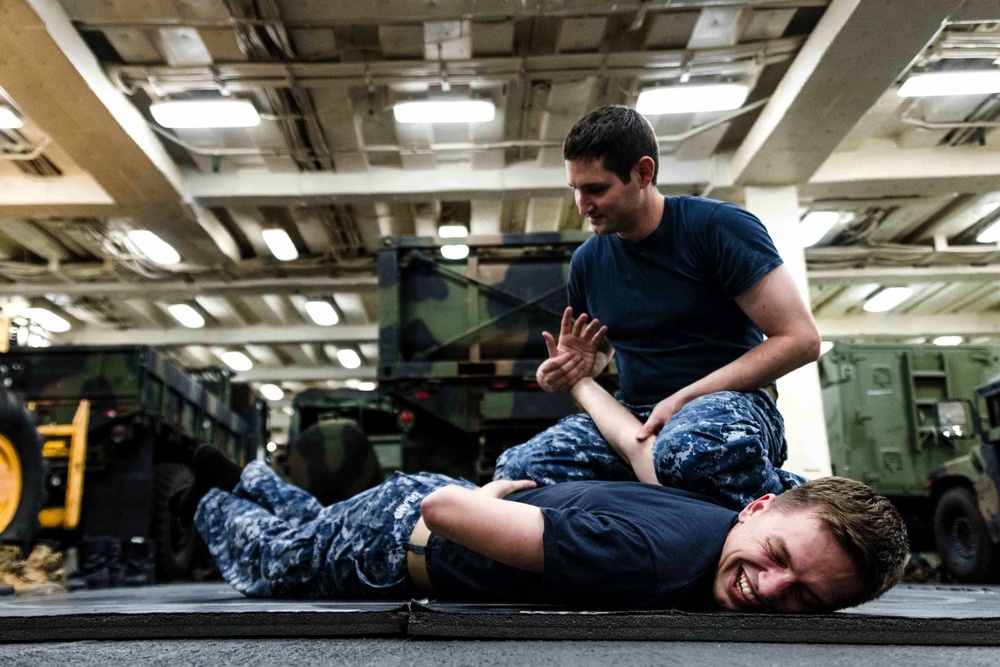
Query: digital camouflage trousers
xmin=494 ymin=389 xmax=806 ymax=510
xmin=194 ymin=462 xmax=473 ymax=598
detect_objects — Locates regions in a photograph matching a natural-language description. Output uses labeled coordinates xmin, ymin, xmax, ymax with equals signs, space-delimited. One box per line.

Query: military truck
xmin=285 ymin=232 xmax=601 ymax=486
xmin=0 ymin=344 xmax=257 ymax=579
xmin=820 ymin=342 xmax=1000 ymax=582
xmin=374 ymin=232 xmax=601 ymax=479
xmin=927 ymin=372 xmax=1000 ymax=582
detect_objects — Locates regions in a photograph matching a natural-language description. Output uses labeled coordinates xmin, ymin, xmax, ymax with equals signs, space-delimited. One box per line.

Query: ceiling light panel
xmin=305 ymin=300 xmax=340 ymax=326
xmin=167 ymin=303 xmax=205 ymax=328
xmin=898 ymin=70 xmax=1000 ymax=97
xmin=126 ymin=230 xmax=181 ymax=266
xmin=863 ymin=287 xmax=913 ymax=313
xmin=262 ymin=229 xmax=299 ymax=261
xmin=150 ymin=100 xmax=261 ymax=128
xmin=0 ymin=107 xmax=23 ymax=129
xmin=393 ymin=100 xmax=495 ymax=124
xmin=636 ymin=84 xmax=749 ymax=115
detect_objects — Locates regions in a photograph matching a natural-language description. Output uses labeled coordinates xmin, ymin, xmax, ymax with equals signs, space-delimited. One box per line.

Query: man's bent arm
xmin=420 ymin=485 xmax=545 ymax=572
xmin=637 ymin=265 xmax=821 ymax=438
xmin=571 ymin=378 xmax=659 ymax=484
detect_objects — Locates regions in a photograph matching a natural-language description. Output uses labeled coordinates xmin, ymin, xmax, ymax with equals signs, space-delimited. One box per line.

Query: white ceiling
xmin=2 ymin=0 xmax=1000 ymax=417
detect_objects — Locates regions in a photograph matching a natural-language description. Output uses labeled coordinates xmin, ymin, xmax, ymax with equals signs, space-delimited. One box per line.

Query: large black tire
xmin=150 ymin=463 xmax=197 ymax=581
xmin=0 ymin=389 xmax=44 ymax=544
xmin=934 ymin=486 xmax=1000 ymax=583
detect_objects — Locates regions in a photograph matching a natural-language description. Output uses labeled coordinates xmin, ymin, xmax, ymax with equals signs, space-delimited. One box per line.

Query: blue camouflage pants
xmin=494 ymin=389 xmax=806 ymax=510
xmin=194 ymin=462 xmax=473 ymax=598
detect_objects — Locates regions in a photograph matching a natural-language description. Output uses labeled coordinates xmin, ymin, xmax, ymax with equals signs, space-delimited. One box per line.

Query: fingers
xmin=560 ymin=307 xmax=573 ymax=337
xmin=635 ymin=417 xmax=663 ymax=441
xmin=537 ymin=352 xmax=583 ymax=392
xmin=571 ymin=312 xmax=589 ymax=337
xmin=542 ymin=331 xmax=558 ymax=358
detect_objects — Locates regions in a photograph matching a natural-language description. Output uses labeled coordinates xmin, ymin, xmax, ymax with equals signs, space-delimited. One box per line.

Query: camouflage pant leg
xmin=492 ymin=413 xmax=636 ymax=485
xmin=195 ymin=465 xmax=473 ymax=599
xmin=231 ymin=461 xmax=324 ymax=528
xmin=652 ymin=390 xmax=808 ymax=510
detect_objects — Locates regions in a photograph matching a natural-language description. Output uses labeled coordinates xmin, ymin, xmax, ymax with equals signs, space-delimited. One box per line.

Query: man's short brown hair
xmin=563 ymin=105 xmax=659 ymax=185
xmin=772 ymin=476 xmax=909 ymax=609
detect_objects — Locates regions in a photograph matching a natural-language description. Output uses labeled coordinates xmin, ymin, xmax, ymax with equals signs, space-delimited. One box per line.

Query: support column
xmin=744 ymin=186 xmax=832 ymax=479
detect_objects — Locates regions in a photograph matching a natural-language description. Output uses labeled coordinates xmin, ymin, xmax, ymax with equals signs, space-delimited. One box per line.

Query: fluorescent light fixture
xmin=898 ymin=70 xmax=1000 ymax=97
xmin=127 ymin=230 xmax=181 ymax=265
xmin=441 ymin=244 xmax=470 ymax=260
xmin=797 ymin=211 xmax=841 ymax=248
xmin=438 ymin=224 xmax=469 ymax=238
xmin=167 ymin=303 xmax=205 ymax=329
xmin=393 ymin=100 xmax=495 ymax=124
xmin=259 ymin=383 xmax=285 ymax=401
xmin=863 ymin=287 xmax=913 ymax=313
xmin=357 ymin=381 xmax=377 ymax=391
xmin=975 ymin=203 xmax=1000 ymax=243
xmin=336 ymin=348 xmax=362 ymax=369
xmin=305 ymin=300 xmax=339 ymax=326
xmin=636 ymin=84 xmax=749 ymax=115
xmin=262 ymin=228 xmax=298 ymax=261
xmin=819 ymin=341 xmax=834 ymax=355
xmin=24 ymin=307 xmax=71 ymax=333
xmin=933 ymin=335 xmax=963 ymax=347
xmin=221 ymin=351 xmax=253 ymax=371
xmin=344 ymin=378 xmax=360 ymax=389
xmin=0 ymin=108 xmax=23 ymax=129
xmin=149 ymin=100 xmax=261 ymax=128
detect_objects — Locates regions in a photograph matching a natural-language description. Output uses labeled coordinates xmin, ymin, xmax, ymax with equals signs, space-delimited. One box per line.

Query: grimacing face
xmin=713 ymin=495 xmax=862 ymax=613
xmin=565 ymin=158 xmax=645 ymax=237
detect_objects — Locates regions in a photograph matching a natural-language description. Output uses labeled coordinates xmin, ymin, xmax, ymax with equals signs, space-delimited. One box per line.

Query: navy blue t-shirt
xmin=426 ymin=481 xmax=738 ymax=609
xmin=568 ymin=196 xmax=783 ymax=406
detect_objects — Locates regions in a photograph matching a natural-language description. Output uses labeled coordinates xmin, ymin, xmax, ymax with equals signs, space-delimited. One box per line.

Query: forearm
xmin=420 ymin=486 xmax=545 ymax=572
xmin=673 ymin=333 xmax=819 ymax=404
xmin=570 ymin=379 xmax=659 ymax=484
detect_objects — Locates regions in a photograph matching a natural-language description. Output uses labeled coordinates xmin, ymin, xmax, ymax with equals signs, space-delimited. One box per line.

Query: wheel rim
xmin=948 ymin=516 xmax=976 ymax=566
xmin=0 ymin=434 xmax=23 ymax=533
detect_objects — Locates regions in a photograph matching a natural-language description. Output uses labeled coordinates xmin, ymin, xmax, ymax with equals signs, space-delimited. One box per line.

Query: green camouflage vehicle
xmin=927 ymin=372 xmax=1000 ymax=582
xmin=821 ymin=342 xmax=1000 ymax=582
xmin=375 ymin=232 xmax=603 ymax=480
xmin=287 ymin=232 xmax=608 ymax=490
xmin=0 ymin=344 xmax=257 ymax=580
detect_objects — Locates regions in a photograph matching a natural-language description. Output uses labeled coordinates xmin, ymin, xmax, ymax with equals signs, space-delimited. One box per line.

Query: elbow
xmin=419 ymin=486 xmax=458 ymax=531
xmin=802 ymin=327 xmax=822 ymax=364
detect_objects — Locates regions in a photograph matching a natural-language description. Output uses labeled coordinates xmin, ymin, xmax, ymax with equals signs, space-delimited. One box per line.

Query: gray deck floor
xmin=2 ymin=581 xmax=1000 ymax=645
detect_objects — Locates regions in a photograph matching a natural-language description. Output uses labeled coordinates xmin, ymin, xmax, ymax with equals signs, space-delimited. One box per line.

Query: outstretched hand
xmin=535 ymin=307 xmax=608 ymax=393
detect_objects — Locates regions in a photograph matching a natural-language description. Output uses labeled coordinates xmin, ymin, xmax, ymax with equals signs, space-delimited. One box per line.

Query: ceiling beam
xmin=0 ymin=0 xmax=237 ymax=264
xmin=808 ymin=264 xmax=1000 ymax=286
xmin=817 ymin=313 xmax=1000 ymax=337
xmin=67 ymin=324 xmax=378 ymax=347
xmin=185 ymin=158 xmax=725 ymax=205
xmin=729 ymin=0 xmax=961 ymax=186
xmin=0 ymin=276 xmax=378 ymax=298
xmin=804 ymin=139 xmax=1000 ymax=198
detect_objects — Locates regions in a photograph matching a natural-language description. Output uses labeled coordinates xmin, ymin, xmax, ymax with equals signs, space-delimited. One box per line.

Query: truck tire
xmin=0 ymin=390 xmax=44 ymax=544
xmin=934 ymin=486 xmax=1000 ymax=583
xmin=150 ymin=463 xmax=197 ymax=581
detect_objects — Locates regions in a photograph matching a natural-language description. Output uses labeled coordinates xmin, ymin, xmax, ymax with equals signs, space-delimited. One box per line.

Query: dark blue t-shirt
xmin=426 ymin=481 xmax=738 ymax=609
xmin=568 ymin=196 xmax=783 ymax=406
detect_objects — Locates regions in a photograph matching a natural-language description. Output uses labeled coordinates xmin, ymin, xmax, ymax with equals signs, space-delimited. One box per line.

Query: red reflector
xmin=529 ymin=381 xmax=539 ymax=388
xmin=104 ymin=410 xmax=117 ymax=419
xmin=414 ymin=391 xmax=430 ymax=401
xmin=492 ymin=381 xmax=508 ymax=390
xmin=398 ymin=411 xmax=415 ymax=425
